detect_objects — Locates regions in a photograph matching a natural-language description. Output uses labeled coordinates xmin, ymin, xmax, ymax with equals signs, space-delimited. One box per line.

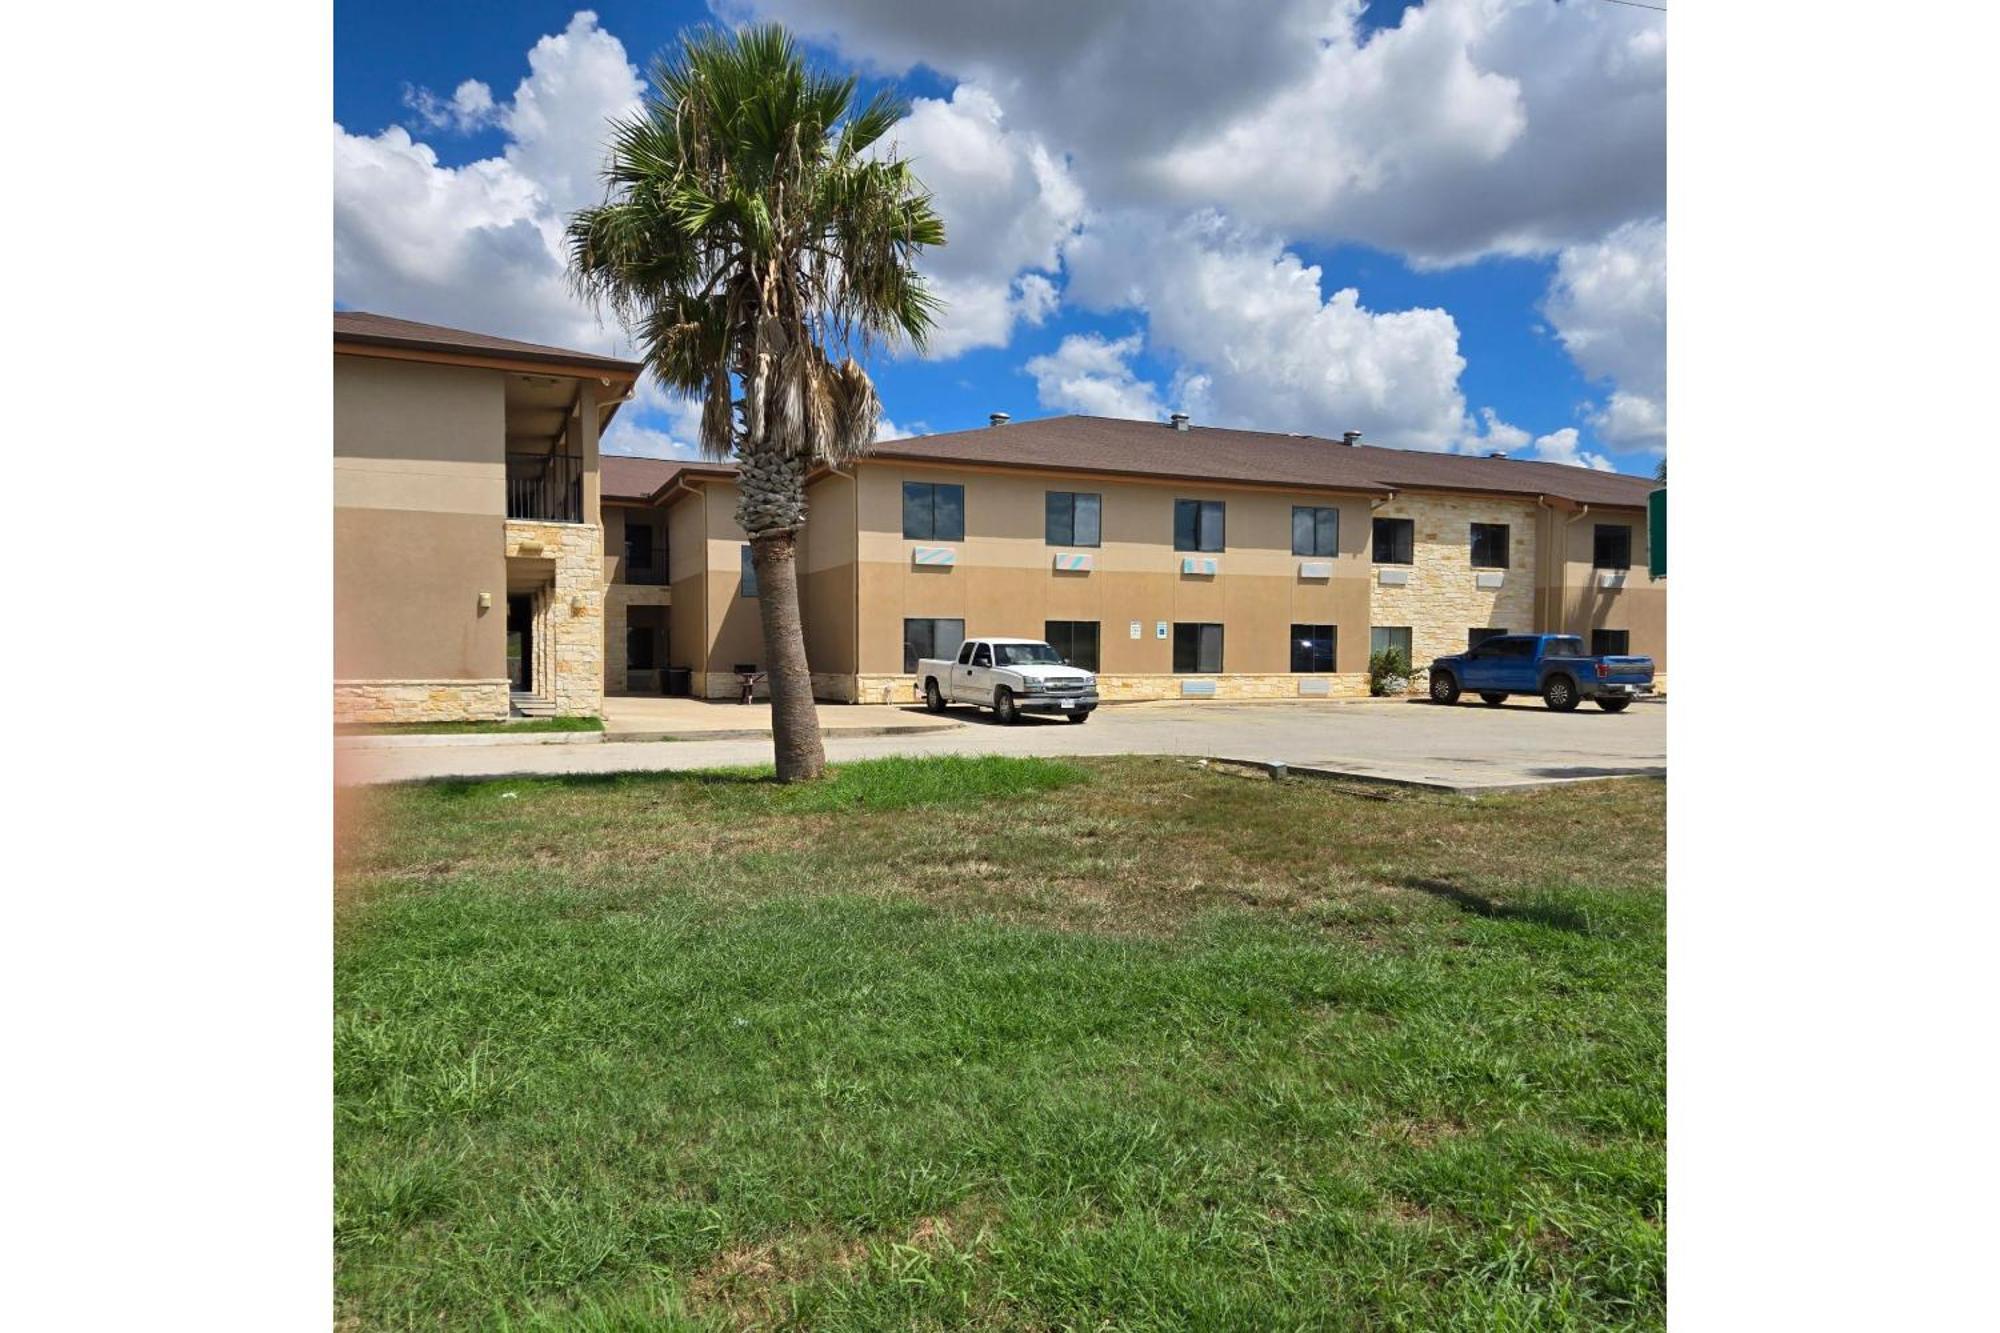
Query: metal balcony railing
xmin=506 ymin=453 xmax=584 ymax=523
xmin=622 ymin=542 xmax=669 ymax=585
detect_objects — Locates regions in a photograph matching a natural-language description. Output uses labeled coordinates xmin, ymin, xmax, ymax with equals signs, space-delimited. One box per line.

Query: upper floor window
xmin=739 ymin=545 xmax=758 ymax=597
xmin=1045 ymin=491 xmax=1102 ymax=547
xmin=1594 ymin=523 xmax=1632 ymax=570
xmin=1469 ymin=523 xmax=1510 ymax=568
xmin=624 ymin=521 xmax=655 ymax=566
xmin=1373 ymin=517 xmax=1414 ymax=565
xmin=1174 ymin=499 xmax=1225 ymax=552
xmin=902 ymin=481 xmax=965 ymax=541
xmin=1292 ymin=506 xmax=1339 ymax=557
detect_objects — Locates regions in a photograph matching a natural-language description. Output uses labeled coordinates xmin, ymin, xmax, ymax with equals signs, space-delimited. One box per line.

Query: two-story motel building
xmin=335 ymin=314 xmax=1664 ymax=724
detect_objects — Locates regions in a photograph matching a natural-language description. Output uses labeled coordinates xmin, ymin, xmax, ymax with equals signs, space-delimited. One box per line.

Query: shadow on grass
xmin=1398 ymin=877 xmax=1597 ymax=936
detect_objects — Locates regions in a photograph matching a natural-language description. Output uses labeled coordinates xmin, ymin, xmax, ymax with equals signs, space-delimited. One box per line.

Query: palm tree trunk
xmin=747 ymin=531 xmax=826 ymax=782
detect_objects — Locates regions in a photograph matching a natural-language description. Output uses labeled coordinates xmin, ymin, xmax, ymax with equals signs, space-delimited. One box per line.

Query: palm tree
xmin=568 ymin=24 xmax=945 ymax=782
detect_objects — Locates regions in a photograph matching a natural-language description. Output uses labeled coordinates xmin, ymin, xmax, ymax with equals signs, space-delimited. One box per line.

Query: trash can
xmin=664 ymin=666 xmax=692 ymax=697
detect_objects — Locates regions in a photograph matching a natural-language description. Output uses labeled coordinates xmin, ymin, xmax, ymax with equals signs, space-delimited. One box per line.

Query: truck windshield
xmin=995 ymin=643 xmax=1063 ymax=667
xmin=1548 ymin=636 xmax=1586 ymax=656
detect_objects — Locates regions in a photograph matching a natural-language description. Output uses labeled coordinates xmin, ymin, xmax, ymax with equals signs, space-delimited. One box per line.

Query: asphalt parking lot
xmin=337 ymin=696 xmax=1665 ymax=791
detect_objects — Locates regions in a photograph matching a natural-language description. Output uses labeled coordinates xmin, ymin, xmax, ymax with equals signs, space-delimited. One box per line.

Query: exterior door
xmin=506 ymin=595 xmax=532 ymax=692
xmin=1490 ymin=637 xmax=1537 ymax=691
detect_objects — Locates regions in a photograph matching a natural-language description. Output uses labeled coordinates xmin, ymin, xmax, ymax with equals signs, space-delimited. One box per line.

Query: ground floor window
xmin=739 ymin=545 xmax=758 ymax=597
xmin=1370 ymin=626 xmax=1413 ymax=663
xmin=1044 ymin=620 xmax=1100 ymax=671
xmin=1592 ymin=628 xmax=1631 ymax=657
xmin=1173 ymin=622 xmax=1224 ymax=674
xmin=903 ymin=618 xmax=966 ymax=673
xmin=1290 ymin=624 xmax=1336 ymax=673
xmin=1468 ymin=627 xmax=1507 ymax=650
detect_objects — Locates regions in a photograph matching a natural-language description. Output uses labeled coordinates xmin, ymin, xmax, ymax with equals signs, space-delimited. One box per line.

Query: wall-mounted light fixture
xmin=478 ymin=591 xmax=492 ymax=610
xmin=570 ymin=596 xmax=587 ymax=616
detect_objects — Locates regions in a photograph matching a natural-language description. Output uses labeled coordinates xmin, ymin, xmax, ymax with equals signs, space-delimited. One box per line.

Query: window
xmin=1548 ymin=636 xmax=1586 ymax=656
xmin=1173 ymin=622 xmax=1224 ymax=673
xmin=972 ymin=642 xmax=992 ymax=668
xmin=626 ymin=626 xmax=656 ymax=670
xmin=957 ymin=640 xmax=976 ymax=666
xmin=1592 ymin=629 xmax=1631 ymax=657
xmin=1490 ymin=637 xmax=1536 ymax=659
xmin=1045 ymin=620 xmax=1101 ymax=671
xmin=1045 ymin=491 xmax=1102 ymax=547
xmin=1290 ymin=624 xmax=1336 ymax=673
xmin=902 ymin=481 xmax=965 ymax=541
xmin=1469 ymin=522 xmax=1510 ymax=568
xmin=1468 ymin=627 xmax=1508 ymax=650
xmin=1370 ymin=626 xmax=1413 ymax=662
xmin=1174 ymin=498 xmax=1226 ymax=552
xmin=739 ymin=544 xmax=758 ymax=597
xmin=1373 ymin=517 xmax=1414 ymax=564
xmin=903 ymin=618 xmax=966 ymax=673
xmin=1292 ymin=506 xmax=1339 ymax=557
xmin=1594 ymin=523 xmax=1632 ymax=570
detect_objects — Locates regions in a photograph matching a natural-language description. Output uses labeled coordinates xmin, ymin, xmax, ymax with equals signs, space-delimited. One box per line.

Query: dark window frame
xmin=1469 ymin=522 xmax=1511 ymax=569
xmin=902 ymin=481 xmax=966 ymax=541
xmin=1292 ymin=505 xmax=1340 ymax=557
xmin=903 ymin=617 xmax=967 ymax=673
xmin=1594 ymin=523 xmax=1633 ymax=571
xmin=1172 ymin=622 xmax=1225 ymax=674
xmin=1173 ymin=498 xmax=1227 ymax=552
xmin=1373 ymin=516 xmax=1415 ymax=565
xmin=1045 ymin=491 xmax=1102 ymax=548
xmin=1289 ymin=623 xmax=1336 ymax=673
xmin=1044 ymin=620 xmax=1101 ymax=671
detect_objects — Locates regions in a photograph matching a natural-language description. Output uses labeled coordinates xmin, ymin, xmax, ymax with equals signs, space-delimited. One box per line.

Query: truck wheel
xmin=1542 ymin=675 xmax=1580 ymax=712
xmin=923 ymin=679 xmax=947 ymax=713
xmin=994 ymin=687 xmax=1020 ymax=725
xmin=1480 ymin=693 xmax=1507 ymax=707
xmin=1429 ymin=671 xmax=1460 ymax=705
xmin=1596 ymin=697 xmax=1631 ymax=713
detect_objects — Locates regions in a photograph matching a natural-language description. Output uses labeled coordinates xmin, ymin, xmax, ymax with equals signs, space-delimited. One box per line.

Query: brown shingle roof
xmin=333 ymin=310 xmax=643 ymax=377
xmin=601 ymin=455 xmax=737 ymax=501
xmin=866 ymin=415 xmax=1656 ymax=508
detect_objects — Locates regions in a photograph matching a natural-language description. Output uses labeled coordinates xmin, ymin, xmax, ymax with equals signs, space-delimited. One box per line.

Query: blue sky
xmin=335 ymin=1 xmax=1665 ymax=474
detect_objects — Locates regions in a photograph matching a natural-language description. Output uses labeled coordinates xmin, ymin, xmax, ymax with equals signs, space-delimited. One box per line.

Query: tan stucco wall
xmin=702 ymin=484 xmax=767 ymax=684
xmin=334 ymin=356 xmax=509 ymax=688
xmin=1368 ymin=493 xmax=1543 ymax=667
xmin=666 ymin=489 xmax=710 ymax=679
xmin=847 ymin=463 xmax=1375 ymax=678
xmin=1549 ymin=506 xmax=1667 ymax=673
xmin=799 ymin=472 xmax=860 ymax=677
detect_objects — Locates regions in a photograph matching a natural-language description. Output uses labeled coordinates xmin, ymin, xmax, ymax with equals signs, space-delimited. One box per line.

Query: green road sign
xmin=1648 ymin=488 xmax=1666 ymax=578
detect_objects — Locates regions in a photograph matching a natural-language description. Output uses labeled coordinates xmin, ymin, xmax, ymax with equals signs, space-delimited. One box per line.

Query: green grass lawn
xmin=338 ymin=716 xmax=605 ymax=736
xmin=336 ymin=756 xmax=1665 ymax=1330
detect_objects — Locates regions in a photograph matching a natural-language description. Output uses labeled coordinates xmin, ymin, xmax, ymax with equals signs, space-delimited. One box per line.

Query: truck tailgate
xmin=1597 ymin=655 xmax=1655 ymax=684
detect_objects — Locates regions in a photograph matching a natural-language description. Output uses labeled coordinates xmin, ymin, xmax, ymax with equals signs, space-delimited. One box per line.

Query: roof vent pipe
xmin=1488 ymin=451 xmax=1508 ymax=459
xmin=989 ymin=412 xmax=1010 ymax=427
xmin=1340 ymin=430 xmax=1362 ymax=447
xmin=1170 ymin=412 xmax=1191 ymax=431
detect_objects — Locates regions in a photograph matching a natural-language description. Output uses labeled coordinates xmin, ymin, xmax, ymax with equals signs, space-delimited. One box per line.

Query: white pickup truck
xmin=917 ymin=636 xmax=1099 ymax=724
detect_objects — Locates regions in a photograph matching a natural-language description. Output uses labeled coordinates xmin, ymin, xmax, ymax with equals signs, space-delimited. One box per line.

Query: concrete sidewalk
xmin=601 ymin=695 xmax=963 ymax=743
xmin=340 ymin=696 xmax=1664 ymax=791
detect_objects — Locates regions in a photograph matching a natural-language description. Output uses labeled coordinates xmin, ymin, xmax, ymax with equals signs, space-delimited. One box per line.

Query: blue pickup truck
xmin=1427 ymin=634 xmax=1655 ymax=712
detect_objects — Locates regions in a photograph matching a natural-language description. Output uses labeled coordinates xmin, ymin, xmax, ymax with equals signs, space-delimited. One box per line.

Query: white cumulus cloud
xmin=1530 ymin=427 xmax=1614 ymax=472
xmin=1024 ymin=332 xmax=1166 ymax=421
xmin=1545 ymin=217 xmax=1666 ymax=450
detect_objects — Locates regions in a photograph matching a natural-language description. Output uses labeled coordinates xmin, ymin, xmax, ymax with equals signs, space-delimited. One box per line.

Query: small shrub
xmin=1369 ymin=647 xmax=1417 ymax=697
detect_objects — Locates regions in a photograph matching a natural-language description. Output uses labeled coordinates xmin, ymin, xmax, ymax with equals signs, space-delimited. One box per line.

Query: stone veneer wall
xmin=818 ymin=672 xmax=1370 ymax=705
xmin=604 ymin=583 xmax=673 ymax=695
xmin=1368 ymin=494 xmax=1541 ymax=669
xmin=505 ymin=520 xmax=604 ymax=717
xmin=333 ymin=679 xmax=510 ymax=725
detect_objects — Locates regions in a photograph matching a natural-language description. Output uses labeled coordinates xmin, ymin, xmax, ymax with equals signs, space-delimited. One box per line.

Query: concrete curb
xmin=336 ymin=730 xmax=605 ymax=751
xmin=1204 ymin=755 xmax=1665 ymax=796
xmin=605 ymin=722 xmax=963 ymax=744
